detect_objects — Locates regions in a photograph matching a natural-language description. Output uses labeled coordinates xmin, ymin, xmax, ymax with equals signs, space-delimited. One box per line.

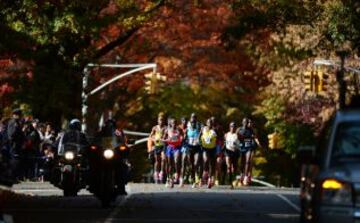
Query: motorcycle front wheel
xmin=62 ymin=172 xmax=78 ymax=197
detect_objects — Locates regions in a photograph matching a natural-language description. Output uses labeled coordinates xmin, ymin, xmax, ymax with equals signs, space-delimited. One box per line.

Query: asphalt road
xmin=1 ymin=182 xmax=300 ymax=223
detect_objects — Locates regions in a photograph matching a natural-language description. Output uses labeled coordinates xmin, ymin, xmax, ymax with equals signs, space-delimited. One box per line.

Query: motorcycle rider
xmin=57 ymin=119 xmax=89 ymax=156
xmin=92 ymin=118 xmax=129 ymax=195
xmin=53 ymin=119 xmax=89 ymax=187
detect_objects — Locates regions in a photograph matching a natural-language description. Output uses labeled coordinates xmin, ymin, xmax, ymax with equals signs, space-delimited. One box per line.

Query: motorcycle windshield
xmin=59 ymin=143 xmax=81 ymax=156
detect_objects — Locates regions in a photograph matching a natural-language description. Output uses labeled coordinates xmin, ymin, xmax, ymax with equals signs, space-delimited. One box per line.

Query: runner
xmin=179 ymin=117 xmax=188 ymax=133
xmin=148 ymin=114 xmax=167 ymax=184
xmin=163 ymin=118 xmax=183 ymax=188
xmin=211 ymin=116 xmax=225 ymax=186
xmin=246 ymin=118 xmax=262 ymax=184
xmin=200 ymin=118 xmax=217 ymax=188
xmin=237 ymin=117 xmax=261 ymax=186
xmin=178 ymin=116 xmax=188 ymax=187
xmin=224 ymin=122 xmax=240 ymax=189
xmin=181 ymin=113 xmax=202 ymax=188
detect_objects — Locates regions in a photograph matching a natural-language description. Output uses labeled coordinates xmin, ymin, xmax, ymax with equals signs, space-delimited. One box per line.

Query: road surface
xmin=1 ymin=182 xmax=300 ymax=223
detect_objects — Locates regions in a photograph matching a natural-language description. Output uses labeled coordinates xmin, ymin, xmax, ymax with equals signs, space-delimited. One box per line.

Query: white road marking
xmin=186 ymin=208 xmax=299 ymax=216
xmin=104 ymin=187 xmax=132 ymax=223
xmin=276 ymin=194 xmax=301 ymax=213
xmin=103 ymin=218 xmax=229 ymax=222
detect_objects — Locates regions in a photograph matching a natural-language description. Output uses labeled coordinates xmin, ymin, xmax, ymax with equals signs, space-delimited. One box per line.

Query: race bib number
xmin=204 ymin=136 xmax=212 ymax=144
xmin=189 ymin=137 xmax=198 ymax=145
xmin=244 ymin=139 xmax=252 ymax=147
xmin=170 ymin=135 xmax=179 ymax=142
xmin=226 ymin=140 xmax=235 ymax=148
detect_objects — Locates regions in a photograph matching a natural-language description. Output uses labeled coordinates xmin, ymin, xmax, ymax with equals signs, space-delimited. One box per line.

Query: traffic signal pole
xmin=336 ymin=51 xmax=348 ymax=109
xmin=81 ymin=63 xmax=157 ymax=133
xmin=313 ymin=52 xmax=360 ymax=109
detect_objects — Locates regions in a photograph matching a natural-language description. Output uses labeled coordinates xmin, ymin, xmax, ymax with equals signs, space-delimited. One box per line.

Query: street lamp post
xmin=81 ymin=63 xmax=157 ymax=133
xmin=82 ymin=67 xmax=90 ymax=133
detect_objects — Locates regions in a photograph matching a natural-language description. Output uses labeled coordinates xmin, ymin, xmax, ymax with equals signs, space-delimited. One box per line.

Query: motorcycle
xmin=88 ymin=136 xmax=131 ymax=207
xmin=52 ymin=143 xmax=87 ymax=196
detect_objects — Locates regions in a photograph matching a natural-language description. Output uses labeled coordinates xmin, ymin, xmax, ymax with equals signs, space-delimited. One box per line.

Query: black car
xmin=299 ymin=110 xmax=360 ymax=223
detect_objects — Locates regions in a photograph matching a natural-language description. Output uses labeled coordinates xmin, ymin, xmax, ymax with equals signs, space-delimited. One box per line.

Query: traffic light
xmin=303 ymin=70 xmax=314 ymax=92
xmin=317 ymin=69 xmax=329 ymax=92
xmin=144 ymin=72 xmax=167 ymax=94
xmin=144 ymin=72 xmax=156 ymax=94
xmin=155 ymin=72 xmax=167 ymax=82
xmin=268 ymin=133 xmax=278 ymax=149
xmin=268 ymin=132 xmax=284 ymax=149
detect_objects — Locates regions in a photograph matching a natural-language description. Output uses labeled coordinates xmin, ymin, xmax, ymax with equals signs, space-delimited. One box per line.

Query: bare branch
xmin=92 ymin=0 xmax=165 ymax=60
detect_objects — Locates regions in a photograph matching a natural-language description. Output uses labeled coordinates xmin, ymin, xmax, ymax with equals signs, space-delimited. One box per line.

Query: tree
xmin=0 ymin=0 xmax=164 ymax=124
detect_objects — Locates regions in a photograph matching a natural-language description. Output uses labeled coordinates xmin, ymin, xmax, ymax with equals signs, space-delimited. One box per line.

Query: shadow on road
xmin=1 ymin=193 xmax=116 ymax=223
xmin=1 ymin=188 xmax=299 ymax=223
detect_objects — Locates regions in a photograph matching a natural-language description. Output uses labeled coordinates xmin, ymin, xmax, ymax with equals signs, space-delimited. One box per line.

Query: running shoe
xmin=159 ymin=171 xmax=164 ymax=183
xmin=174 ymin=173 xmax=179 ymax=184
xmin=165 ymin=179 xmax=171 ymax=188
xmin=207 ymin=178 xmax=213 ymax=189
xmin=202 ymin=172 xmax=209 ymax=183
xmin=195 ymin=175 xmax=200 ymax=185
xmin=153 ymin=171 xmax=159 ymax=184
xmin=239 ymin=174 xmax=245 ymax=186
xmin=243 ymin=176 xmax=249 ymax=186
xmin=192 ymin=182 xmax=197 ymax=188
xmin=232 ymin=180 xmax=238 ymax=188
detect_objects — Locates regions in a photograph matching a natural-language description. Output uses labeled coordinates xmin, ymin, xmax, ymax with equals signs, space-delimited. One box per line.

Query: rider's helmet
xmin=69 ymin=119 xmax=81 ymax=131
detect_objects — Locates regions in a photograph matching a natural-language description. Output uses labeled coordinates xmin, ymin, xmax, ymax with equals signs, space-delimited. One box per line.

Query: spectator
xmin=7 ymin=108 xmax=25 ymax=180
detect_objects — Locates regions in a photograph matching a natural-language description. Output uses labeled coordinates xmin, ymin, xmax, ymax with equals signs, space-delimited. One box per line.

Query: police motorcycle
xmin=88 ymin=119 xmax=132 ymax=207
xmin=51 ymin=119 xmax=89 ymax=197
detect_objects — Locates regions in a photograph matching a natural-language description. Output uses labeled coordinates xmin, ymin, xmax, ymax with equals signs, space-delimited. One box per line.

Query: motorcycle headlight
xmin=64 ymin=151 xmax=75 ymax=161
xmin=321 ymin=179 xmax=353 ymax=206
xmin=103 ymin=149 xmax=114 ymax=159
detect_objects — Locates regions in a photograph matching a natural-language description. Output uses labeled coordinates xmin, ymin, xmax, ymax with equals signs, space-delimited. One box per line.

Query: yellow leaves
xmin=125 ymin=99 xmax=144 ymax=116
xmin=121 ymin=15 xmax=147 ymax=29
xmin=190 ymin=83 xmax=201 ymax=94
xmin=318 ymin=106 xmax=336 ymax=123
xmin=10 ymin=21 xmax=26 ymax=32
xmin=154 ymin=56 xmax=183 ymax=74
xmin=226 ymin=107 xmax=240 ymax=118
xmin=54 ymin=14 xmax=79 ymax=34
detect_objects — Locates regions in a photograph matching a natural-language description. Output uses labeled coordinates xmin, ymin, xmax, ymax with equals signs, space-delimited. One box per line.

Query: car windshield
xmin=333 ymin=121 xmax=360 ymax=159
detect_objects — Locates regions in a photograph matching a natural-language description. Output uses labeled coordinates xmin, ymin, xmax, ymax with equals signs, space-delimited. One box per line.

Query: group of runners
xmin=147 ymin=113 xmax=262 ymax=189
